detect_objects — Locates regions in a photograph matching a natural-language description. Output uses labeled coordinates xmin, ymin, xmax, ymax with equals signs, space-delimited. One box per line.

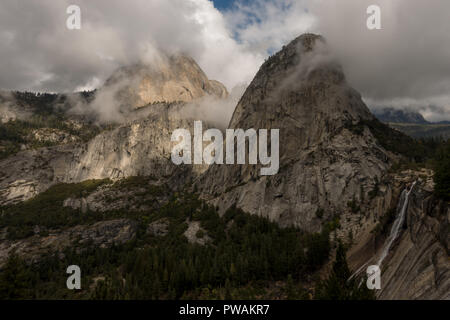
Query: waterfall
xmin=376 ymin=181 xmax=416 ymax=266
xmin=348 ymin=181 xmax=416 ymax=281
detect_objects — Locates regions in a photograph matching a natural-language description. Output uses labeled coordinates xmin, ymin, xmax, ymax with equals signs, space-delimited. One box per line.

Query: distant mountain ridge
xmin=372 ymin=107 xmax=450 ymax=138
xmin=373 ymin=107 xmax=429 ymax=124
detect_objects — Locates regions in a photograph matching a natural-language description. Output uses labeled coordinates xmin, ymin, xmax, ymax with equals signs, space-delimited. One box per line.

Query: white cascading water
xmin=376 ymin=181 xmax=416 ymax=266
xmin=348 ymin=181 xmax=416 ymax=281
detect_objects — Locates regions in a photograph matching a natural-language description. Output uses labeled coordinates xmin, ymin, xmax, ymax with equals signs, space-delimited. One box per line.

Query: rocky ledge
xmin=0 ymin=219 xmax=137 ymax=268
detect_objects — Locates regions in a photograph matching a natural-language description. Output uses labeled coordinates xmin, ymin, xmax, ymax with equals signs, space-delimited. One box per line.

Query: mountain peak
xmin=102 ymin=53 xmax=228 ymax=109
xmin=229 ymin=33 xmax=373 ymax=145
xmin=373 ymin=107 xmax=429 ymax=124
xmin=200 ymin=33 xmax=391 ymax=232
xmin=290 ymin=33 xmax=326 ymax=51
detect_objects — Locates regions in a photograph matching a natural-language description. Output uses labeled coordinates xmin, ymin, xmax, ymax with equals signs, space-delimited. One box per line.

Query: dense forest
xmin=0 ymin=182 xmax=336 ymax=299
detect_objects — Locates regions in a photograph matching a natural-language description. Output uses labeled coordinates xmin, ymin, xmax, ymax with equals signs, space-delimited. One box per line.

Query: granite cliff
xmin=198 ymin=34 xmax=395 ymax=232
xmin=0 ymin=34 xmax=448 ymax=300
xmin=102 ymin=54 xmax=228 ymax=109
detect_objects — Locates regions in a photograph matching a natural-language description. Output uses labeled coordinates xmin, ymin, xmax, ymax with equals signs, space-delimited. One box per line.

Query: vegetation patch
xmin=0 ymin=190 xmax=333 ymax=299
xmin=0 ymin=179 xmax=110 ymax=239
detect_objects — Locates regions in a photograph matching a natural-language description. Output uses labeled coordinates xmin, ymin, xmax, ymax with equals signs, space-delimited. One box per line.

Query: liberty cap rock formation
xmin=199 ymin=34 xmax=394 ymax=232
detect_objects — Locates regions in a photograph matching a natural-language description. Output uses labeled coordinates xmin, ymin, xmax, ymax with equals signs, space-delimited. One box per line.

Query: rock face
xmin=103 ymin=54 xmax=228 ymax=109
xmin=28 ymin=128 xmax=80 ymax=144
xmin=199 ymin=34 xmax=393 ymax=232
xmin=345 ymin=170 xmax=449 ymax=300
xmin=63 ymin=177 xmax=172 ymax=213
xmin=378 ymin=188 xmax=449 ymax=300
xmin=147 ymin=218 xmax=170 ymax=237
xmin=183 ymin=220 xmax=211 ymax=245
xmin=64 ymin=104 xmax=193 ymax=182
xmin=0 ymin=53 xmax=228 ymax=205
xmin=0 ymin=219 xmax=137 ymax=268
xmin=0 ymin=103 xmax=203 ymax=205
xmin=0 ymin=145 xmax=77 ymax=205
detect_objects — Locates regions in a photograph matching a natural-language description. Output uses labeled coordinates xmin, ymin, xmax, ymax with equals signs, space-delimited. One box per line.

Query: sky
xmin=212 ymin=0 xmax=239 ymax=10
xmin=0 ymin=0 xmax=450 ymax=121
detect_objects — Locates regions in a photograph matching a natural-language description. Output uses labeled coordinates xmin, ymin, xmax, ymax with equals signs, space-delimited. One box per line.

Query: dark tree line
xmin=0 ymin=194 xmax=334 ymax=300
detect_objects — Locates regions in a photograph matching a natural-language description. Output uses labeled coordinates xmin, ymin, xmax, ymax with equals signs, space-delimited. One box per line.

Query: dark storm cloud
xmin=311 ymin=0 xmax=450 ymax=120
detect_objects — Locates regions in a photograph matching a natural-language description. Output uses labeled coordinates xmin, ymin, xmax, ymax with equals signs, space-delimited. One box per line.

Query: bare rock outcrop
xmin=147 ymin=218 xmax=170 ymax=237
xmin=103 ymin=54 xmax=228 ymax=109
xmin=199 ymin=34 xmax=394 ymax=232
xmin=63 ymin=103 xmax=207 ymax=183
xmin=0 ymin=219 xmax=137 ymax=268
xmin=0 ymin=103 xmax=203 ymax=205
xmin=378 ymin=187 xmax=449 ymax=299
xmin=0 ymin=144 xmax=78 ymax=205
xmin=28 ymin=128 xmax=80 ymax=145
xmin=183 ymin=220 xmax=211 ymax=245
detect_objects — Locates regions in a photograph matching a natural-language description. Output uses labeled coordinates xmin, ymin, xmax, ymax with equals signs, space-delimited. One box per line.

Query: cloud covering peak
xmin=1 ymin=0 xmax=450 ymax=120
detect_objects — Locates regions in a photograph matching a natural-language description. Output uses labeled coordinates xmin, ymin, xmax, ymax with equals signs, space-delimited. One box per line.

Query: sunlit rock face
xmin=0 ymin=53 xmax=227 ymax=205
xmin=0 ymin=103 xmax=206 ymax=205
xmin=63 ymin=104 xmax=205 ymax=183
xmin=102 ymin=54 xmax=228 ymax=109
xmin=199 ymin=34 xmax=394 ymax=232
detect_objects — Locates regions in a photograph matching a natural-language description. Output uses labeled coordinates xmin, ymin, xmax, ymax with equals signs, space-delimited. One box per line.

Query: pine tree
xmin=0 ymin=253 xmax=33 ymax=299
xmin=224 ymin=278 xmax=233 ymax=300
xmin=314 ymin=242 xmax=376 ymax=300
xmin=286 ymin=274 xmax=296 ymax=299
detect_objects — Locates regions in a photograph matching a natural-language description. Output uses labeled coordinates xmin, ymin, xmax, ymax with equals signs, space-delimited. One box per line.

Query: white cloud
xmin=224 ymin=0 xmax=315 ymax=53
xmin=1 ymin=0 xmax=449 ymax=120
xmin=0 ymin=0 xmax=267 ymax=92
xmin=0 ymin=0 xmax=316 ymax=92
xmin=311 ymin=0 xmax=450 ymax=120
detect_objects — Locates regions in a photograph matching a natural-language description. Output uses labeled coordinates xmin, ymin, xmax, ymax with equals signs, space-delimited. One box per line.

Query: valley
xmin=0 ymin=33 xmax=448 ymax=300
